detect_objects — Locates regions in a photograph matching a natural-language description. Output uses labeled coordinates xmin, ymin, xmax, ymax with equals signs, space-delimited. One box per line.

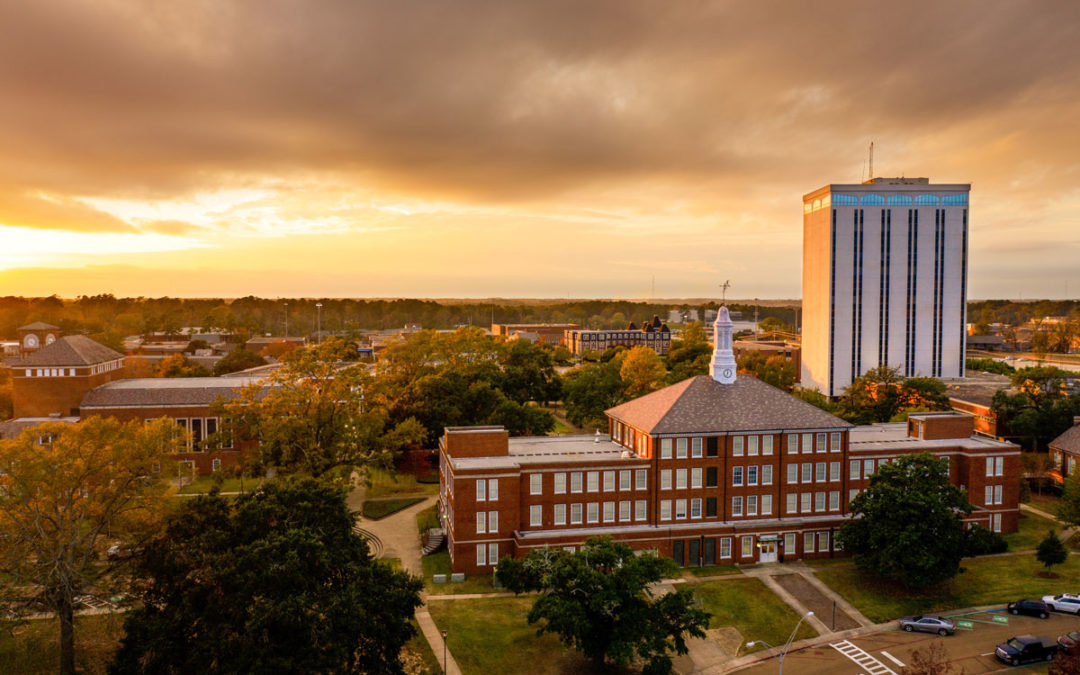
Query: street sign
xmin=957 ymin=620 xmax=974 ymax=630
xmin=992 ymin=615 xmax=1009 ymax=624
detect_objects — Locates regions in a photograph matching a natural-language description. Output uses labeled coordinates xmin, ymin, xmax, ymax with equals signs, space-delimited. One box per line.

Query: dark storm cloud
xmin=0 ymin=0 xmax=1078 ymax=219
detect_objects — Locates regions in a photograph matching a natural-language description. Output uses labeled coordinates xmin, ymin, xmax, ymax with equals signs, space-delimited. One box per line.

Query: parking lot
xmin=736 ymin=609 xmax=1080 ymax=675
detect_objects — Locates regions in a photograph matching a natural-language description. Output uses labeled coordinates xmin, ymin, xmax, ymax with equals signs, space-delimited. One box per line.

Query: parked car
xmin=995 ymin=635 xmax=1058 ymax=666
xmin=1008 ymin=599 xmax=1051 ymax=619
xmin=1058 ymin=630 xmax=1080 ymax=655
xmin=899 ymin=614 xmax=956 ymax=636
xmin=1042 ymin=594 xmax=1080 ymax=614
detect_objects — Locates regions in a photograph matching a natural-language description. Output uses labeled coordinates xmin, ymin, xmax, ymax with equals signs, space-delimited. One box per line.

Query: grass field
xmin=682 ymin=564 xmax=741 ymax=578
xmin=363 ymin=497 xmax=426 ymax=520
xmin=690 ymin=578 xmax=817 ymax=652
xmin=1005 ymin=510 xmax=1064 ymax=551
xmin=1024 ymin=492 xmax=1062 ymax=516
xmin=366 ymin=467 xmax=440 ymax=499
xmin=177 ymin=475 xmax=262 ymax=494
xmin=815 ymin=554 xmax=1080 ymax=623
xmin=0 ymin=613 xmax=126 ymax=674
xmin=426 ymin=597 xmax=624 ymax=674
xmin=403 ymin=619 xmax=442 ymax=675
xmin=422 ymin=552 xmax=496 ymax=594
xmin=416 ymin=504 xmax=440 ymax=535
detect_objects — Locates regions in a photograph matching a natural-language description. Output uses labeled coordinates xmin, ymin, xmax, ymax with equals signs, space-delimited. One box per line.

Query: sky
xmin=1 ymin=0 xmax=1078 ymax=300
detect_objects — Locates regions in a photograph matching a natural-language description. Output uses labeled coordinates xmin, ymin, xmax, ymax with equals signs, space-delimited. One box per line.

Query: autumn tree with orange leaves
xmin=0 ymin=418 xmax=180 ymax=675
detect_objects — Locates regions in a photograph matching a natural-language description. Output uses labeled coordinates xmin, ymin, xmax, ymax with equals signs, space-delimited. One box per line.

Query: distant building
xmin=16 ymin=321 xmax=62 ymax=357
xmin=944 ymin=371 xmax=1012 ymax=438
xmin=1049 ymin=417 xmax=1080 ymax=483
xmin=802 ymin=177 xmax=971 ymax=397
xmin=245 ymin=336 xmax=307 ymax=353
xmin=491 ymin=323 xmax=579 ymax=346
xmin=564 ymin=316 xmax=671 ymax=356
xmin=10 ymin=331 xmax=126 ymax=418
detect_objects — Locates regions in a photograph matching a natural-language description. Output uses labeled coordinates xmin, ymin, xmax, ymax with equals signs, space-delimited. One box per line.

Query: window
xmin=849 ymin=459 xmax=860 ymax=480
xmin=732 ymin=496 xmax=743 ymax=516
xmin=747 ymin=465 xmax=758 ymax=486
xmin=706 ymin=437 xmax=719 ymax=457
xmin=476 ymin=480 xmax=487 ymax=502
xmin=555 ymin=504 xmax=567 ymax=525
xmin=691 ymin=498 xmax=702 ymax=518
xmin=720 ymin=537 xmax=732 ymax=558
xmin=635 ymin=500 xmax=647 ymax=521
xmin=660 ymin=500 xmax=672 ymax=520
xmin=661 ymin=469 xmax=673 ymax=490
xmin=787 ymin=433 xmax=798 ymax=453
xmin=530 ymin=504 xmax=542 ymax=526
xmin=635 ymin=469 xmax=647 ymax=490
xmin=619 ymin=470 xmax=631 ymax=491
xmin=603 ymin=470 xmax=615 ymax=492
xmin=818 ymin=532 xmax=830 ymax=552
xmin=762 ymin=494 xmax=773 ymax=515
xmin=733 ymin=436 xmax=744 ymax=456
xmin=675 ymin=499 xmax=687 ymax=519
xmin=571 ymin=503 xmax=583 ymax=524
xmin=941 ymin=458 xmax=950 ymax=476
xmin=747 ymin=495 xmax=758 ymax=516
xmin=661 ymin=438 xmax=672 ymax=459
xmin=476 ymin=543 xmax=487 ymax=566
xmin=692 ymin=437 xmax=703 ymax=458
xmin=619 ymin=501 xmax=631 ymax=521
xmin=741 ymin=536 xmax=753 ymax=557
xmin=984 ymin=485 xmax=992 ymax=505
xmin=802 ymin=433 xmax=812 ymax=453
xmin=816 ymin=433 xmax=827 ymax=453
xmin=829 ymin=491 xmax=840 ymax=511
xmin=530 ymin=474 xmax=542 ymax=495
xmin=676 ymin=438 xmax=688 ymax=459
xmin=815 ymin=492 xmax=826 ymax=512
xmin=587 ymin=503 xmax=599 ymax=523
xmin=555 ymin=473 xmax=567 ymax=494
xmin=587 ymin=472 xmax=599 ymax=492
xmin=676 ymin=469 xmax=687 ymax=489
xmin=691 ymin=467 xmax=702 ymax=488
xmin=748 ymin=436 xmax=759 ymax=456
xmin=732 ymin=467 xmax=743 ymax=486
xmin=706 ymin=467 xmax=718 ymax=487
xmin=863 ymin=459 xmax=875 ymax=478
xmin=211 ymin=458 xmax=221 ymax=472
xmin=849 ymin=488 xmax=860 ymax=503
xmin=830 ymin=462 xmax=841 ymax=482
xmin=985 ymin=458 xmax=993 ymax=477
xmin=603 ymin=502 xmax=615 ymax=522
xmin=802 ymin=463 xmax=812 ymax=483
xmin=787 ymin=464 xmax=798 ymax=484
xmin=784 ymin=533 xmax=796 ymax=553
xmin=488 ymin=543 xmax=498 ymax=566
xmin=571 ymin=472 xmax=583 ymax=493
xmin=489 ymin=479 xmax=498 ymax=501
xmin=815 ymin=463 xmax=826 ymax=483
xmin=706 ymin=497 xmax=717 ymax=517
xmin=804 ymin=532 xmax=815 ymax=553
xmin=800 ymin=493 xmax=812 ymax=513
xmin=762 ymin=435 xmax=774 ymax=455
xmin=831 ymin=432 xmax=842 ymax=451
xmin=488 ymin=511 xmax=498 ymax=532
xmin=991 ymin=513 xmax=1002 ymax=532
xmin=476 ymin=512 xmax=486 ymax=533
xmin=995 ymin=485 xmax=1002 ymax=504
xmin=786 ymin=493 xmax=797 ymax=513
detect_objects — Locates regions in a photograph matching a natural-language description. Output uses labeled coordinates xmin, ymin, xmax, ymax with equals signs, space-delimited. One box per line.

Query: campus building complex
xmin=802 ymin=177 xmax=971 ymax=397
xmin=564 ymin=316 xmax=672 ymax=356
xmin=438 ymin=308 xmax=1019 ymax=574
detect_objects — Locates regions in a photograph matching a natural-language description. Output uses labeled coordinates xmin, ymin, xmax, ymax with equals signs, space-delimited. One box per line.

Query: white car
xmin=1042 ymin=594 xmax=1080 ymax=614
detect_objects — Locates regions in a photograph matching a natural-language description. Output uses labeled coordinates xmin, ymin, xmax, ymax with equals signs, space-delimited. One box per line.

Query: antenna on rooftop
xmin=720 ymin=280 xmax=731 ymax=304
xmin=869 ymin=141 xmax=874 ymax=181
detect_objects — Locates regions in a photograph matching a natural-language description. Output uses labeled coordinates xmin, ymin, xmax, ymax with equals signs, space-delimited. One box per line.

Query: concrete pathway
xmin=1020 ymin=502 xmax=1077 ymax=542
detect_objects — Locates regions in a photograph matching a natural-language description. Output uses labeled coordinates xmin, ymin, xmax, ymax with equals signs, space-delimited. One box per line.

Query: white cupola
xmin=709 ymin=306 xmax=737 ymax=384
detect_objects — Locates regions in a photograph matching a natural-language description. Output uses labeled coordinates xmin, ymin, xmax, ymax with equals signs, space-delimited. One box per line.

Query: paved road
xmin=735 ymin=610 xmax=1080 ymax=675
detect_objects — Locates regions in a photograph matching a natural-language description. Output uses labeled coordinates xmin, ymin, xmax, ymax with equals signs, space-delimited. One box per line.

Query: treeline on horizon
xmin=0 ymin=295 xmax=1076 ymax=344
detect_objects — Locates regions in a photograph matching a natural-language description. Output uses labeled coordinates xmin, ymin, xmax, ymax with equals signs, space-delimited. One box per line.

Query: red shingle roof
xmin=1050 ymin=424 xmax=1080 ymax=456
xmin=605 ymin=375 xmax=851 ymax=434
xmin=18 ymin=321 xmax=60 ymax=331
xmin=14 ymin=335 xmax=124 ymax=367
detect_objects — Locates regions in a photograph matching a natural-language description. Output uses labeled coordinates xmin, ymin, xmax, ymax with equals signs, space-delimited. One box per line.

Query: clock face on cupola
xmin=24 ymin=334 xmax=39 ymax=349
xmin=45 ymin=333 xmax=56 ymax=345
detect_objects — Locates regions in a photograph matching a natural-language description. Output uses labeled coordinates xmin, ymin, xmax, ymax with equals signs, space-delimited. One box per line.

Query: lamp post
xmin=315 ymin=302 xmax=323 ymax=345
xmin=747 ymin=610 xmax=813 ymax=675
xmin=441 ymin=629 xmax=448 ymax=673
xmin=283 ymin=302 xmax=289 ymax=338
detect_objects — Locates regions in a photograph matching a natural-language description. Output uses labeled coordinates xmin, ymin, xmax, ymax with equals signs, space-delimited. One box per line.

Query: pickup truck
xmin=995 ymin=635 xmax=1059 ymax=666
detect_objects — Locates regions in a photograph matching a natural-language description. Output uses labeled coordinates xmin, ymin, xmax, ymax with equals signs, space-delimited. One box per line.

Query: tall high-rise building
xmin=801 ymin=177 xmax=970 ymax=397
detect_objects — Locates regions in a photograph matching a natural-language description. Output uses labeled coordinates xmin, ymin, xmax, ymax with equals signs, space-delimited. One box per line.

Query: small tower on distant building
xmin=710 ymin=307 xmax=737 ymax=384
xmin=17 ymin=322 xmax=61 ymax=357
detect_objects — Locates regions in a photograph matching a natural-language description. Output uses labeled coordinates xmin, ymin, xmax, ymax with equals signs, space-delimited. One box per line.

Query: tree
xmin=991 ymin=366 xmax=1080 ymax=451
xmin=837 ymin=453 xmax=972 ymax=589
xmin=1036 ymin=530 xmax=1068 ymax=575
xmin=213 ymin=346 xmax=267 ymax=375
xmin=902 ymin=641 xmax=959 ymax=675
xmin=836 ymin=366 xmax=905 ymax=424
xmin=680 ymin=321 xmax=708 ymax=345
xmin=496 ymin=537 xmax=709 ymax=674
xmin=155 ymin=353 xmax=212 ymax=378
xmin=110 ymin=478 xmax=423 ymax=674
xmin=620 ymin=346 xmax=667 ymax=397
xmin=0 ymin=418 xmax=179 ymax=675
xmin=1049 ymin=647 xmax=1080 ymax=675
xmin=736 ymin=351 xmax=796 ymax=390
xmin=1059 ymin=471 xmax=1080 ymax=529
xmin=260 ymin=339 xmax=299 ymax=360
xmin=563 ymin=359 xmax=627 ymax=428
xmin=184 ymin=338 xmax=211 ymax=354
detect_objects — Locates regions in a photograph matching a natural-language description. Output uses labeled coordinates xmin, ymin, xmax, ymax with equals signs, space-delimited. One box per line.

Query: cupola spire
xmin=709 ymin=306 xmax=737 ymax=384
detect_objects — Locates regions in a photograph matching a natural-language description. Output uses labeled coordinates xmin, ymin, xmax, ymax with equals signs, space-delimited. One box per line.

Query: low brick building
xmin=1049 ymin=417 xmax=1080 ymax=483
xmin=10 ymin=332 xmax=127 ymax=418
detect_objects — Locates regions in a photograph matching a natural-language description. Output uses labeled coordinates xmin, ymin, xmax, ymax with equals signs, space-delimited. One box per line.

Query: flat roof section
xmin=848 ymin=423 xmax=1017 ymax=454
xmin=449 ymin=435 xmax=648 ymax=471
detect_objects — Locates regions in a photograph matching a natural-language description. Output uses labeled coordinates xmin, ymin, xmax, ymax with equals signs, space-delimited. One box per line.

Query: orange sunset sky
xmin=0 ymin=0 xmax=1078 ymax=299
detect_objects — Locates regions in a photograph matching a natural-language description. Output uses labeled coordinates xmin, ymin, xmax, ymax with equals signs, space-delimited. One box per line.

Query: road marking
xmin=981 ymin=652 xmax=995 ymax=656
xmin=829 ymin=640 xmax=898 ymax=675
xmin=880 ymin=651 xmax=906 ymax=668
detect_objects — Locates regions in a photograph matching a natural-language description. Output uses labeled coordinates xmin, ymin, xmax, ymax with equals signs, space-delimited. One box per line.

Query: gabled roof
xmin=605 ymin=375 xmax=852 ymax=435
xmin=18 ymin=321 xmax=60 ymax=331
xmin=1049 ymin=424 xmax=1080 ymax=455
xmin=15 ymin=335 xmax=124 ymax=367
xmin=81 ymin=376 xmax=268 ymax=408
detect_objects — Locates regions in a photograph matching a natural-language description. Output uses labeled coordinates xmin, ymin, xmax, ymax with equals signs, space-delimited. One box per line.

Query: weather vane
xmin=720 ymin=280 xmax=730 ymax=304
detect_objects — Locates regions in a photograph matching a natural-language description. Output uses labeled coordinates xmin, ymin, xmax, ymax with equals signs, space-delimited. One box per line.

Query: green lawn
xmin=177 ymin=475 xmax=263 ymax=494
xmin=691 ymin=578 xmax=817 ymax=652
xmin=362 ymin=497 xmax=426 ymax=520
xmin=815 ymin=555 xmax=1080 ymax=623
xmin=1024 ymin=492 xmax=1062 ymax=516
xmin=682 ymin=564 xmax=741 ymax=578
xmin=1005 ymin=510 xmax=1063 ymax=551
xmin=422 ymin=552 xmax=496 ymax=595
xmin=0 ymin=613 xmax=126 ymax=674
xmin=402 ymin=619 xmax=441 ymax=675
xmin=366 ymin=467 xmax=440 ymax=499
xmin=426 ymin=597 xmax=618 ymax=674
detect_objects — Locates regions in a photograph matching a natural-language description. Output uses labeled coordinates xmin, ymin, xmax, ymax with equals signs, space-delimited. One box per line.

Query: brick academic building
xmin=438 ymin=307 xmax=1020 ymax=574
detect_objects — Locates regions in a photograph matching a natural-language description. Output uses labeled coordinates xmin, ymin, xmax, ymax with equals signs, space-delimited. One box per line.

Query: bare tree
xmin=903 ymin=641 xmax=963 ymax=675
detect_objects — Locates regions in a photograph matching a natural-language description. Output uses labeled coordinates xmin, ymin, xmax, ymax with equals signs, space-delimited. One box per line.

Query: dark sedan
xmin=1008 ymin=599 xmax=1050 ymax=619
xmin=899 ymin=615 xmax=956 ymax=636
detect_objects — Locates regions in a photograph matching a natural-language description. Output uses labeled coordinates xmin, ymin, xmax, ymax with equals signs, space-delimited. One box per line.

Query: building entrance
xmin=759 ymin=540 xmax=778 ymax=563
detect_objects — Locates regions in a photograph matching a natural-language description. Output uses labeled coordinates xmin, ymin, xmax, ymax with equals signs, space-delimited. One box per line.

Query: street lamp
xmin=441 ymin=629 xmax=448 ymax=673
xmin=747 ymin=610 xmax=813 ymax=675
xmin=284 ymin=302 xmax=289 ymax=338
xmin=316 ymin=303 xmax=323 ymax=345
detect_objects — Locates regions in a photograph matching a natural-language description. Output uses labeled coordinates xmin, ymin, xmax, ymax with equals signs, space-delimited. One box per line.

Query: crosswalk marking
xmin=880 ymin=650 xmax=906 ymax=668
xmin=830 ymin=640 xmax=898 ymax=675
